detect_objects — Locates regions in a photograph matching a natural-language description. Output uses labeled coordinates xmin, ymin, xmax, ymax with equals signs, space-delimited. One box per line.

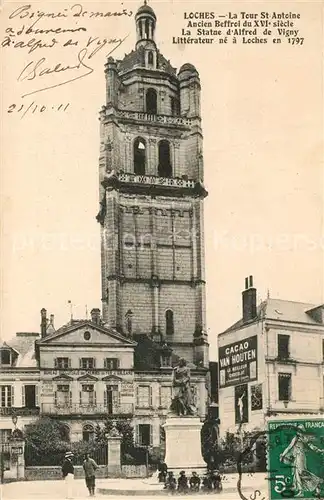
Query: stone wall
xmin=25 ymin=466 xmax=108 ymax=481
xmin=24 ymin=464 xmax=148 ymax=480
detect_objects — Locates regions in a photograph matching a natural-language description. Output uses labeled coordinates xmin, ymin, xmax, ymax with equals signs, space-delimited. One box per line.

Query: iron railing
xmin=41 ymin=403 xmax=134 ymax=416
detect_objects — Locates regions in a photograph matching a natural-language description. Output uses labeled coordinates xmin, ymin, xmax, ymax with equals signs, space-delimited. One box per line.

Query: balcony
xmin=105 ymin=108 xmax=194 ymax=128
xmin=0 ymin=407 xmax=40 ymax=417
xmin=101 ymin=171 xmax=208 ymax=199
xmin=41 ymin=403 xmax=134 ymax=416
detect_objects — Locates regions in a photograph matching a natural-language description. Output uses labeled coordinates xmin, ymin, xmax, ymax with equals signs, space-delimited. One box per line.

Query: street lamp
xmin=11 ymin=414 xmax=19 ymax=480
xmin=12 ymin=414 xmax=18 ymax=430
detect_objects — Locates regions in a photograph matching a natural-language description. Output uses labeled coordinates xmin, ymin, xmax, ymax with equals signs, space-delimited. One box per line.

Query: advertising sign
xmin=219 ymin=335 xmax=258 ymax=388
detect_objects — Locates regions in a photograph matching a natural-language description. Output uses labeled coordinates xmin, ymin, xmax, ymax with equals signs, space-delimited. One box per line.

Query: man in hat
xmin=62 ymin=451 xmax=74 ymax=499
xmin=83 ymin=453 xmax=98 ymax=496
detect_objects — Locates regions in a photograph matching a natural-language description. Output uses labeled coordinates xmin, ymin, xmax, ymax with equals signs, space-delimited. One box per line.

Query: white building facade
xmin=218 ymin=277 xmax=324 ymax=437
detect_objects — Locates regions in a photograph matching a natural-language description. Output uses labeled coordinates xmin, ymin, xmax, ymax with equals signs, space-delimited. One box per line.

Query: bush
xmin=24 ymin=418 xmax=70 ymax=466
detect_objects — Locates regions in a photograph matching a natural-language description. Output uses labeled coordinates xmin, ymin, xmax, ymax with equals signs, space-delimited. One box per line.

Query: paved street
xmin=1 ymin=474 xmax=268 ymax=500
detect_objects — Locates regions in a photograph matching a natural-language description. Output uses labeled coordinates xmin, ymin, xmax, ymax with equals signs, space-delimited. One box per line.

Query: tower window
xmin=146 ymin=88 xmax=157 ymax=114
xmin=134 ymin=137 xmax=146 ymax=175
xmin=145 ymin=19 xmax=150 ymax=39
xmin=126 ymin=309 xmax=133 ymax=335
xmin=165 ymin=309 xmax=174 ymax=335
xmin=170 ymin=97 xmax=179 ymax=116
xmin=158 ymin=140 xmax=172 ymax=178
xmin=148 ymin=51 xmax=154 ymax=66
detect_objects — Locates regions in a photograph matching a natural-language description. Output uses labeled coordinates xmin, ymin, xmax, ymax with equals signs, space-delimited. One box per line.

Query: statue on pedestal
xmin=170 ymin=358 xmax=196 ymax=416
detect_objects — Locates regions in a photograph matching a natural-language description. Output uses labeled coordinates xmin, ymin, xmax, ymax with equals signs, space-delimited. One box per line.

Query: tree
xmin=24 ymin=418 xmax=70 ymax=466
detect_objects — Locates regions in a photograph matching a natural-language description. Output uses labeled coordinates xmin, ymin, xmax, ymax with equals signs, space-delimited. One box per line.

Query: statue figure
xmin=170 ymin=358 xmax=196 ymax=416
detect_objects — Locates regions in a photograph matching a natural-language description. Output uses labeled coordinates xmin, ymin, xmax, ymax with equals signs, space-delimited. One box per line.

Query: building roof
xmin=117 ymin=48 xmax=176 ymax=75
xmin=178 ymin=63 xmax=198 ymax=74
xmin=1 ymin=332 xmax=39 ymax=368
xmin=136 ymin=3 xmax=156 ymax=19
xmin=222 ymin=298 xmax=324 ymax=334
xmin=36 ymin=319 xmax=137 ymax=346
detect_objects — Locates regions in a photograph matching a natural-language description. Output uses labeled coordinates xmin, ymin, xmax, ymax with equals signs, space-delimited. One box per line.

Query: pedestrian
xmin=189 ymin=471 xmax=201 ymax=492
xmin=202 ymin=473 xmax=213 ymax=491
xmin=62 ymin=451 xmax=74 ymax=500
xmin=158 ymin=462 xmax=168 ymax=483
xmin=177 ymin=470 xmax=189 ymax=493
xmin=164 ymin=471 xmax=177 ymax=493
xmin=83 ymin=452 xmax=98 ymax=496
xmin=211 ymin=470 xmax=222 ymax=492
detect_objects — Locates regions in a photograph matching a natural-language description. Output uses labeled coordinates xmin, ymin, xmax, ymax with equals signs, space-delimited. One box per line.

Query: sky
xmin=1 ymin=0 xmax=323 ymax=360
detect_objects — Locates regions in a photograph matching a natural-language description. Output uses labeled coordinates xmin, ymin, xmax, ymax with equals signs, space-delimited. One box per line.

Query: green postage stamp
xmin=267 ymin=418 xmax=324 ymax=499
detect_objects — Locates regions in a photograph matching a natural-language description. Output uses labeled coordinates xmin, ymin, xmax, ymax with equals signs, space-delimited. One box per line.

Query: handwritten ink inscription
xmin=2 ymin=3 xmax=132 ymax=103
xmin=7 ymin=102 xmax=70 ymax=119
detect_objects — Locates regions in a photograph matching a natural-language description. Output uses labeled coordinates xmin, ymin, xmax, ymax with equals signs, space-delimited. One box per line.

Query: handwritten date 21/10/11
xmin=7 ymin=102 xmax=70 ymax=118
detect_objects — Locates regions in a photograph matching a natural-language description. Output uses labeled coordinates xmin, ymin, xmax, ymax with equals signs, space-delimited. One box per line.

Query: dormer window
xmin=0 ymin=350 xmax=11 ymax=366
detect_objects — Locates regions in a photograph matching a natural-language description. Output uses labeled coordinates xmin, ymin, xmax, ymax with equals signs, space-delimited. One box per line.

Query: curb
xmin=97 ymin=487 xmax=248 ymax=496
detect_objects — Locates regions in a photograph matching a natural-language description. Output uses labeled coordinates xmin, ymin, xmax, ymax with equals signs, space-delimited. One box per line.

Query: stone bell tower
xmin=97 ymin=1 xmax=209 ymax=367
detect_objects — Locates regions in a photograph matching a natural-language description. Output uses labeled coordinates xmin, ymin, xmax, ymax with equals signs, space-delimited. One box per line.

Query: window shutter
xmin=93 ymin=358 xmax=96 ymax=368
xmin=94 ymin=391 xmax=97 ymax=405
xmin=79 ymin=391 xmax=82 ymax=405
xmin=11 ymin=386 xmax=14 ymax=407
xmin=79 ymin=358 xmax=82 ymax=368
xmin=35 ymin=386 xmax=39 ymax=407
xmin=136 ymin=386 xmax=139 ymax=407
xmin=54 ymin=391 xmax=57 ymax=406
xmin=68 ymin=358 xmax=71 ymax=368
xmin=69 ymin=391 xmax=72 ymax=406
xmin=21 ymin=386 xmax=25 ymax=407
xmin=288 ymin=377 xmax=292 ymax=400
xmin=54 ymin=358 xmax=58 ymax=368
xmin=116 ymin=359 xmax=120 ymax=369
xmin=149 ymin=386 xmax=153 ymax=407
xmin=135 ymin=424 xmax=139 ymax=446
xmin=149 ymin=424 xmax=153 ymax=446
xmin=104 ymin=358 xmax=107 ymax=369
xmin=104 ymin=390 xmax=107 ymax=407
xmin=159 ymin=386 xmax=162 ymax=407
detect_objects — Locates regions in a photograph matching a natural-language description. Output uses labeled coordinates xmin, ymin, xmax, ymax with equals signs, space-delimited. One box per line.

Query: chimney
xmin=242 ymin=276 xmax=257 ymax=323
xmin=40 ymin=308 xmax=47 ymax=338
xmin=90 ymin=308 xmax=101 ymax=325
xmin=50 ymin=314 xmax=54 ymax=328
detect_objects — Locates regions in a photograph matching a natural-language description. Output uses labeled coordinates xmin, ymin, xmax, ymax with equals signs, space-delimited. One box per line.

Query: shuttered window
xmin=136 ymin=386 xmax=152 ymax=408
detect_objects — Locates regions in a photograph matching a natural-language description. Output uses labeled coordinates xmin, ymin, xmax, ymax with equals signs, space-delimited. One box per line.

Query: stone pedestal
xmin=163 ymin=417 xmax=206 ymax=476
xmin=107 ymin=435 xmax=122 ymax=478
xmin=9 ymin=439 xmax=25 ymax=480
